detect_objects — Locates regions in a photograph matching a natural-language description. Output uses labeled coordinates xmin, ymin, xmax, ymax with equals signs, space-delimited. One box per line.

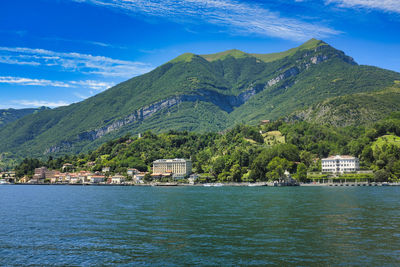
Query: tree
xmin=374 ymin=169 xmax=389 ymax=182
xmin=265 ymin=157 xmax=291 ymax=181
xmin=230 ymin=164 xmax=242 ymax=182
xmin=211 ymin=156 xmax=227 ymax=177
xmin=143 ymin=173 xmax=152 ymax=182
xmin=391 ymin=161 xmax=400 ymax=181
xmin=296 ymin=163 xmax=308 ymax=183
xmin=299 ymin=151 xmax=313 ymax=167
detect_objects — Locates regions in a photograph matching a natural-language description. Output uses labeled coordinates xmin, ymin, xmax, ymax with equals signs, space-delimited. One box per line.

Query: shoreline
xmin=4 ymin=182 xmax=400 ymax=187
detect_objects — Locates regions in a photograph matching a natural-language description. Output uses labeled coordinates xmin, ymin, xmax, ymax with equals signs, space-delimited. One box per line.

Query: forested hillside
xmin=16 ymin=113 xmax=400 ymax=182
xmin=0 ymin=107 xmax=49 ymax=128
xmin=1 ymin=39 xmax=400 ymax=163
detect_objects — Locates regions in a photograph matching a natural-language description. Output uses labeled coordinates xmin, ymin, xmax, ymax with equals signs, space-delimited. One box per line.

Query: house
xmin=34 ymin=167 xmax=47 ymax=179
xmin=19 ymin=176 xmax=29 ymax=183
xmin=127 ymin=168 xmax=139 ymax=176
xmin=111 ymin=175 xmax=125 ymax=184
xmin=102 ymin=167 xmax=110 ymax=173
xmin=70 ymin=175 xmax=81 ymax=184
xmin=134 ymin=172 xmax=148 ymax=183
xmin=79 ymin=173 xmax=92 ymax=183
xmin=62 ymin=163 xmax=74 ymax=172
xmin=90 ymin=175 xmax=105 ymax=184
xmin=322 ymin=155 xmax=360 ymax=174
xmin=188 ymin=173 xmax=199 ymax=184
xmin=57 ymin=173 xmax=68 ymax=183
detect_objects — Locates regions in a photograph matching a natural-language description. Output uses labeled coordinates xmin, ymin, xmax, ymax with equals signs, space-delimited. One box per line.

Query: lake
xmin=1 ymin=185 xmax=399 ymax=266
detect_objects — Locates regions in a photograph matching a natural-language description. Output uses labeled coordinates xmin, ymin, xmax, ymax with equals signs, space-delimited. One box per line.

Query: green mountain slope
xmin=0 ymin=39 xmax=400 ymax=161
xmin=287 ymin=82 xmax=400 ymax=126
xmin=0 ymin=107 xmax=49 ymax=128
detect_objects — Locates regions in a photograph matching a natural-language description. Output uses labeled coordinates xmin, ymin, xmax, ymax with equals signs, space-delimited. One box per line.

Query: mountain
xmin=0 ymin=107 xmax=49 ymax=128
xmin=287 ymin=82 xmax=400 ymax=127
xmin=0 ymin=38 xmax=399 ymax=161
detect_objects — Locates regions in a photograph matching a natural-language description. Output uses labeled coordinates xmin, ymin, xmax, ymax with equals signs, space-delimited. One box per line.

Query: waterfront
xmin=1 ymin=186 xmax=400 ymax=266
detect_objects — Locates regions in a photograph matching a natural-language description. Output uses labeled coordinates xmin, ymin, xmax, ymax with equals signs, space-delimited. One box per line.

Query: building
xmin=321 ymin=155 xmax=359 ymax=173
xmin=127 ymin=168 xmax=139 ymax=176
xmin=33 ymin=167 xmax=58 ymax=182
xmin=133 ymin=172 xmax=147 ymax=183
xmin=70 ymin=175 xmax=80 ymax=184
xmin=102 ymin=167 xmax=110 ymax=173
xmin=152 ymin=158 xmax=192 ymax=179
xmin=111 ymin=175 xmax=125 ymax=184
xmin=62 ymin=163 xmax=74 ymax=172
xmin=90 ymin=175 xmax=105 ymax=184
xmin=34 ymin=167 xmax=47 ymax=179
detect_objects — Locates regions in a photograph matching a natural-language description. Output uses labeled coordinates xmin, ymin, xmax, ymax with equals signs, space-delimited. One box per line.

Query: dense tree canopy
xmin=14 ymin=113 xmax=400 ymax=182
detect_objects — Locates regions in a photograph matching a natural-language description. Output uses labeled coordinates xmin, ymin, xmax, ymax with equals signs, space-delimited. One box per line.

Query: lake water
xmin=1 ymin=185 xmax=399 ymax=266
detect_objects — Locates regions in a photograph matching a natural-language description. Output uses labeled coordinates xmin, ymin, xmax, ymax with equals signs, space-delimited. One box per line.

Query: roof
xmin=322 ymin=155 xmax=357 ymax=160
xmin=153 ymin=158 xmax=190 ymax=163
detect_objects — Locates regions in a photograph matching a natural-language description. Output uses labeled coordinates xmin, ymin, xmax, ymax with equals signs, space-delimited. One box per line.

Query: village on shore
xmin=1 ymin=155 xmax=399 ymax=187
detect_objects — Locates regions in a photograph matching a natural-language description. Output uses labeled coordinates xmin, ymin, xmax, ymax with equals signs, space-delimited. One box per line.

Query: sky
xmin=0 ymin=0 xmax=399 ymax=109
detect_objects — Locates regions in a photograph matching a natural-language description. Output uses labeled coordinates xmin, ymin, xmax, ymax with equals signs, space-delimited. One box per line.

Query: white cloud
xmin=326 ymin=0 xmax=400 ymax=13
xmin=12 ymin=100 xmax=70 ymax=108
xmin=69 ymin=80 xmax=115 ymax=90
xmin=0 ymin=46 xmax=153 ymax=78
xmin=72 ymin=0 xmax=340 ymax=41
xmin=0 ymin=76 xmax=72 ymax=87
xmin=0 ymin=76 xmax=115 ymax=90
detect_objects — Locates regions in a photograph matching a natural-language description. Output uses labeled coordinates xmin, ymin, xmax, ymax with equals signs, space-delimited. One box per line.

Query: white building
xmin=133 ymin=172 xmax=146 ymax=183
xmin=111 ymin=175 xmax=125 ymax=184
xmin=322 ymin=155 xmax=359 ymax=173
xmin=152 ymin=158 xmax=192 ymax=179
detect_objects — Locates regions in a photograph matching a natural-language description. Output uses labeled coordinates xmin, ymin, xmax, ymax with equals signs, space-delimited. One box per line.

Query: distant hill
xmin=0 ymin=107 xmax=49 ymax=128
xmin=0 ymin=38 xmax=399 ymax=161
xmin=287 ymin=82 xmax=400 ymax=126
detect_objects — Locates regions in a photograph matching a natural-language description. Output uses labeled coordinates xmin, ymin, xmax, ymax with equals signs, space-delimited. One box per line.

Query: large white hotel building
xmin=152 ymin=158 xmax=192 ymax=179
xmin=321 ymin=155 xmax=360 ymax=174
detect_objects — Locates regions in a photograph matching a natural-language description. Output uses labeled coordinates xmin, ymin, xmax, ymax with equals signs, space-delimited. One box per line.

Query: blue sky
xmin=0 ymin=0 xmax=399 ymax=109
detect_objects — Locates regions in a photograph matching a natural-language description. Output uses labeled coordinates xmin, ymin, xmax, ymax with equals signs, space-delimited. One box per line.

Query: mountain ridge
xmin=0 ymin=39 xmax=399 ymax=162
xmin=0 ymin=107 xmax=50 ymax=128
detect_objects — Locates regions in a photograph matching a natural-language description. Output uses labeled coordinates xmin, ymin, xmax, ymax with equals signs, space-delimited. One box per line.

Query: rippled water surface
xmin=1 ymin=185 xmax=400 ymax=266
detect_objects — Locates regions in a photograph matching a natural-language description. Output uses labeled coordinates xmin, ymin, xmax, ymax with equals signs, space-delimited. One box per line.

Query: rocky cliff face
xmin=49 ymin=48 xmax=339 ymax=152
xmin=3 ymin=39 xmax=385 ymax=160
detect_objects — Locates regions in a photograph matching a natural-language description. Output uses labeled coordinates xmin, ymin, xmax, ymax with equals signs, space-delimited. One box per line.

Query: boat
xmin=248 ymin=183 xmax=267 ymax=187
xmin=0 ymin=180 xmax=9 ymax=185
xmin=203 ymin=183 xmax=224 ymax=187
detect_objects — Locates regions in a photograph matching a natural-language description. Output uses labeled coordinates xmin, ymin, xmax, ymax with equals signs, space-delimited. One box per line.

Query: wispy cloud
xmin=72 ymin=0 xmax=340 ymax=41
xmin=12 ymin=100 xmax=70 ymax=108
xmin=327 ymin=0 xmax=400 ymax=13
xmin=0 ymin=46 xmax=153 ymax=77
xmin=0 ymin=76 xmax=72 ymax=87
xmin=0 ymin=76 xmax=114 ymax=90
xmin=69 ymin=80 xmax=115 ymax=90
xmin=73 ymin=92 xmax=90 ymax=99
xmin=42 ymin=36 xmax=126 ymax=49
